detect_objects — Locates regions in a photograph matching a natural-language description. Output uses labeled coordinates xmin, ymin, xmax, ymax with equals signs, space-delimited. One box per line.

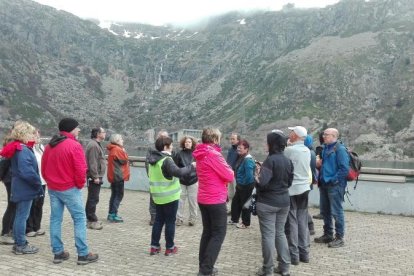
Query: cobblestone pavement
xmin=1 ymin=187 xmax=414 ymax=276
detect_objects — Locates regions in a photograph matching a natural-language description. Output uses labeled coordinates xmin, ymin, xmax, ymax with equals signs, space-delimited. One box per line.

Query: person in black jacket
xmin=175 ymin=136 xmax=198 ymax=226
xmin=256 ymin=130 xmax=293 ymax=276
xmin=0 ymin=134 xmax=15 ymax=245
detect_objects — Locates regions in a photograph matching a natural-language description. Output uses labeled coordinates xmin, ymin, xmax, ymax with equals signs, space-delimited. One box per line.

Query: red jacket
xmin=41 ymin=132 xmax=87 ymax=191
xmin=193 ymin=143 xmax=234 ymax=204
xmin=107 ymin=143 xmax=130 ymax=183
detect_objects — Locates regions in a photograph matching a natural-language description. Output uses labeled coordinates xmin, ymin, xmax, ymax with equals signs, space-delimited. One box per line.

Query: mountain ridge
xmin=0 ymin=0 xmax=413 ymax=159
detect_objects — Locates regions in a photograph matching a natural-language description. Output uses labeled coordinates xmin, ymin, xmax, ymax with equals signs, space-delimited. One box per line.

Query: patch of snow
xmin=135 ymin=33 xmax=144 ymax=39
xmin=239 ymin=19 xmax=246 ymax=25
xmin=151 ymin=36 xmax=160 ymax=40
xmin=123 ymin=30 xmax=131 ymax=38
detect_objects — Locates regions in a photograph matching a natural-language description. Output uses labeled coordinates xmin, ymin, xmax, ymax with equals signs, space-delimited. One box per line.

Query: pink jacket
xmin=42 ymin=132 xmax=87 ymax=191
xmin=193 ymin=143 xmax=234 ymax=204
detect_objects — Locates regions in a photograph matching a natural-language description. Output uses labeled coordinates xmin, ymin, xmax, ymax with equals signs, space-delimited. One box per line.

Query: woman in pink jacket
xmin=193 ymin=127 xmax=234 ymax=276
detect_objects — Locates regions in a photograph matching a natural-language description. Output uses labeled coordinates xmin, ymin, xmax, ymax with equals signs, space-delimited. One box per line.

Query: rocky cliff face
xmin=0 ymin=0 xmax=413 ymax=159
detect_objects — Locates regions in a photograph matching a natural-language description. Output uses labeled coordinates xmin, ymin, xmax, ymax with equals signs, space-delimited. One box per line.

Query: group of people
xmin=0 ymin=118 xmax=350 ymax=276
xmin=0 ymin=118 xmax=130 ymax=265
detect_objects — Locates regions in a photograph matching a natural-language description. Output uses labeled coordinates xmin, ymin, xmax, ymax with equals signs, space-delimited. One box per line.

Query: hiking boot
xmin=273 ymin=266 xmax=290 ymax=276
xmin=176 ymin=219 xmax=183 ymax=226
xmin=312 ymin=213 xmax=323 ymax=220
xmin=309 ymin=229 xmax=315 ymax=236
xmin=26 ymin=231 xmax=37 ymax=237
xmin=53 ymin=251 xmax=70 ymax=264
xmin=188 ymin=219 xmax=196 ymax=226
xmin=87 ymin=221 xmax=103 ymax=230
xmin=77 ymin=252 xmax=99 ymax=265
xmin=198 ymin=267 xmax=218 ymax=276
xmin=314 ymin=234 xmax=334 ymax=244
xmin=290 ymin=259 xmax=299 ymax=265
xmin=149 ymin=218 xmax=155 ymax=226
xmin=0 ymin=234 xmax=15 ymax=245
xmin=13 ymin=244 xmax=39 ymax=255
xmin=300 ymin=257 xmax=309 ymax=263
xmin=107 ymin=213 xmax=114 ymax=221
xmin=256 ymin=267 xmax=273 ymax=276
xmin=36 ymin=229 xmax=46 ymax=236
xmin=164 ymin=246 xmax=178 ymax=256
xmin=149 ymin=247 xmax=161 ymax=255
xmin=328 ymin=236 xmax=344 ymax=248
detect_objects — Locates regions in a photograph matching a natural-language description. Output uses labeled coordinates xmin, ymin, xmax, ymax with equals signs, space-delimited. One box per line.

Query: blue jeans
xmin=151 ymin=200 xmax=179 ymax=249
xmin=13 ymin=200 xmax=33 ymax=246
xmin=109 ymin=181 xmax=124 ymax=215
xmin=49 ymin=188 xmax=89 ymax=256
xmin=319 ymin=184 xmax=345 ymax=238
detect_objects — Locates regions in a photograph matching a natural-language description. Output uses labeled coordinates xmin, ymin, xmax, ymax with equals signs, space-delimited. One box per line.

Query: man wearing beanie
xmin=85 ymin=127 xmax=107 ymax=230
xmin=42 ymin=118 xmax=99 ymax=265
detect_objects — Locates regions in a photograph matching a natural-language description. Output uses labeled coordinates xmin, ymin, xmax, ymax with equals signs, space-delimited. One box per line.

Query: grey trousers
xmin=287 ymin=191 xmax=310 ymax=262
xmin=257 ymin=202 xmax=290 ymax=275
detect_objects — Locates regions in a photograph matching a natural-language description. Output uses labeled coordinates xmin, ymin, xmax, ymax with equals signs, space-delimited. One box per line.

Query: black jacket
xmin=0 ymin=157 xmax=11 ymax=184
xmin=176 ymin=149 xmax=198 ymax=186
xmin=256 ymin=152 xmax=293 ymax=208
xmin=147 ymin=150 xmax=192 ymax=180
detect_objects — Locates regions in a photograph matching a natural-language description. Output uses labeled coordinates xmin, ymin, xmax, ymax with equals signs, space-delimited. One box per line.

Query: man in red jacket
xmin=42 ymin=118 xmax=99 ymax=265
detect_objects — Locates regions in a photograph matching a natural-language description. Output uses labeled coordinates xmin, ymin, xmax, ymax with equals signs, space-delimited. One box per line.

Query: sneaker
xmin=236 ymin=223 xmax=249 ymax=229
xmin=87 ymin=221 xmax=103 ymax=230
xmin=314 ymin=234 xmax=334 ymax=244
xmin=164 ymin=246 xmax=178 ymax=256
xmin=77 ymin=252 xmax=99 ymax=265
xmin=328 ymin=236 xmax=344 ymax=248
xmin=107 ymin=213 xmax=114 ymax=221
xmin=26 ymin=231 xmax=37 ymax=237
xmin=312 ymin=213 xmax=323 ymax=220
xmin=53 ymin=251 xmax=70 ymax=264
xmin=150 ymin=247 xmax=161 ymax=255
xmin=13 ymin=244 xmax=39 ymax=255
xmin=0 ymin=234 xmax=15 ymax=245
xmin=112 ymin=215 xmax=123 ymax=223
xmin=227 ymin=220 xmax=236 ymax=225
xmin=273 ymin=267 xmax=290 ymax=276
xmin=36 ymin=229 xmax=46 ymax=236
xmin=176 ymin=219 xmax=183 ymax=226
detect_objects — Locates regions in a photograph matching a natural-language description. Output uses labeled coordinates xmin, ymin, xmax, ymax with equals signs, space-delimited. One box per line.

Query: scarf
xmin=0 ymin=140 xmax=35 ymax=158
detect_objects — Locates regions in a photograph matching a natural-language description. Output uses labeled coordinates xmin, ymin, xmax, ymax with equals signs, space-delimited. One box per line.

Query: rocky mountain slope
xmin=0 ymin=0 xmax=413 ymax=159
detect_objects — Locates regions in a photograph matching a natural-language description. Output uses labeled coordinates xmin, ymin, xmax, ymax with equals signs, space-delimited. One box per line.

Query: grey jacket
xmin=86 ymin=139 xmax=106 ymax=179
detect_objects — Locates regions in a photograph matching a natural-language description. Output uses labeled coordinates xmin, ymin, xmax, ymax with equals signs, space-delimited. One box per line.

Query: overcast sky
xmin=33 ymin=0 xmax=341 ymax=26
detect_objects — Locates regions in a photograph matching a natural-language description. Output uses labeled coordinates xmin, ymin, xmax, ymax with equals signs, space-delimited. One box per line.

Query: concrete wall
xmin=309 ymin=180 xmax=414 ymax=216
xmin=103 ymin=166 xmax=414 ymax=216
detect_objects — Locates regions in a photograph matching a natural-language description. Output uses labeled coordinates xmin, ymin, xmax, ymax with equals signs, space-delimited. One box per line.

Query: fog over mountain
xmin=0 ymin=0 xmax=413 ymax=160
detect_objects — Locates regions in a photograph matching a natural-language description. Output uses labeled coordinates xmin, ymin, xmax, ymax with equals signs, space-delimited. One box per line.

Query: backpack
xmin=334 ymin=142 xmax=362 ymax=189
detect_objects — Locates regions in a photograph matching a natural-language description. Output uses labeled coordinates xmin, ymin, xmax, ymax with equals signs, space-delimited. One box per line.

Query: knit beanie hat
xmin=58 ymin=118 xmax=79 ymax=133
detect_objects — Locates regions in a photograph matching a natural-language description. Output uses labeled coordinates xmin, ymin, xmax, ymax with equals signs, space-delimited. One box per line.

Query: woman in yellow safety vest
xmin=147 ymin=136 xmax=195 ymax=256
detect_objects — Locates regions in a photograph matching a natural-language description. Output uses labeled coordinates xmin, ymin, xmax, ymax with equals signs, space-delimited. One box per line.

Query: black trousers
xmin=1 ymin=181 xmax=16 ymax=236
xmin=85 ymin=179 xmax=102 ymax=222
xmin=26 ymin=185 xmax=46 ymax=233
xmin=231 ymin=184 xmax=254 ymax=226
xmin=198 ymin=203 xmax=227 ymax=275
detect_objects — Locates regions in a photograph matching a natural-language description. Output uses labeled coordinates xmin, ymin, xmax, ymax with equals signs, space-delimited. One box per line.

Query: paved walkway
xmin=1 ymin=187 xmax=414 ymax=275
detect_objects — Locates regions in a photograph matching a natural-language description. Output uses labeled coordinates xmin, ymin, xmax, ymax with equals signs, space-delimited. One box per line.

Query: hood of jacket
xmin=193 ymin=143 xmax=221 ymax=160
xmin=107 ymin=143 xmax=122 ymax=151
xmin=49 ymin=131 xmax=77 ymax=147
xmin=147 ymin=149 xmax=168 ymax=165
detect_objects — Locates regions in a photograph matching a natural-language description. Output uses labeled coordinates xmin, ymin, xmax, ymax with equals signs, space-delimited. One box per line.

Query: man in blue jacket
xmin=314 ymin=128 xmax=349 ymax=248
